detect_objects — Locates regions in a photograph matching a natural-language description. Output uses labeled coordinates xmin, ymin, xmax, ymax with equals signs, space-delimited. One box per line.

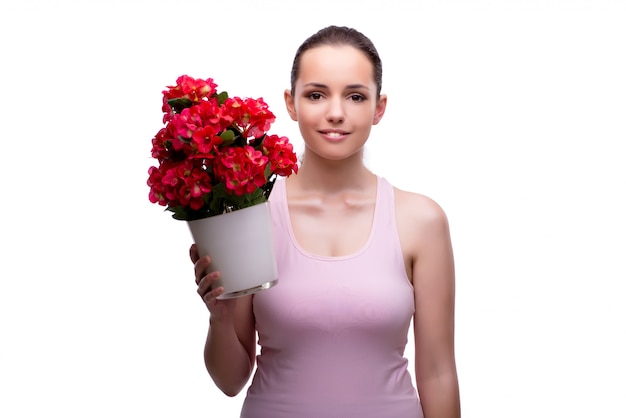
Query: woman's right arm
xmin=191 ymin=244 xmax=257 ymax=397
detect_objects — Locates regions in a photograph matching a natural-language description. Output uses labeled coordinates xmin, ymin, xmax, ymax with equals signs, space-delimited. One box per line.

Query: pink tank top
xmin=241 ymin=177 xmax=423 ymax=418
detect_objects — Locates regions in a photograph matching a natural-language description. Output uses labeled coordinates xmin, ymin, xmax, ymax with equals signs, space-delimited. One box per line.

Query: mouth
xmin=319 ymin=129 xmax=349 ymax=141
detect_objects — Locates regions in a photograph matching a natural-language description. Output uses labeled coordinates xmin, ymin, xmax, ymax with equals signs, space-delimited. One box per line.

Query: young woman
xmin=191 ymin=25 xmax=460 ymax=418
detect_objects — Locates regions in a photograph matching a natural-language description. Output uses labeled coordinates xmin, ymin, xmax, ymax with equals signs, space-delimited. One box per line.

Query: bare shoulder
xmin=393 ymin=186 xmax=450 ymax=229
xmin=392 ymin=185 xmax=452 ymax=268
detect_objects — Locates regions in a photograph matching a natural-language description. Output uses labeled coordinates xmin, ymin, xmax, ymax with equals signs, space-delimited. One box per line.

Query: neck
xmin=289 ymin=148 xmax=376 ymax=193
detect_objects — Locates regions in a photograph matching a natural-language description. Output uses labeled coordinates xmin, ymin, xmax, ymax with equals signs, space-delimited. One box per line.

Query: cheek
xmin=355 ymin=107 xmax=377 ymax=125
xmin=296 ymin=103 xmax=323 ymax=125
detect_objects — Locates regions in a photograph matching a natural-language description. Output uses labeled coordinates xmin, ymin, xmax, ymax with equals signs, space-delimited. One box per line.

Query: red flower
xmin=191 ymin=125 xmax=223 ymax=156
xmin=262 ymin=134 xmax=299 ymax=176
xmin=226 ymin=97 xmax=276 ymax=139
xmin=148 ymin=160 xmax=212 ymax=211
xmin=162 ymin=76 xmax=218 ymax=110
xmin=148 ymin=75 xmax=298 ymax=220
xmin=213 ymin=146 xmax=269 ymax=196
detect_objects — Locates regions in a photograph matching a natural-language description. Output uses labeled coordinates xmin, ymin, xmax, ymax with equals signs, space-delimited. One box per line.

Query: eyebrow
xmin=303 ymin=82 xmax=370 ymax=90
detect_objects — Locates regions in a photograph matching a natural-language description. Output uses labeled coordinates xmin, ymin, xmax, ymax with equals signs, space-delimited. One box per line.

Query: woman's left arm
xmin=408 ymin=196 xmax=460 ymax=418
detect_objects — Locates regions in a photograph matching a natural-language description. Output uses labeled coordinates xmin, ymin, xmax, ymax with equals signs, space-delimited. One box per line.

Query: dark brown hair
xmin=290 ymin=26 xmax=383 ymax=98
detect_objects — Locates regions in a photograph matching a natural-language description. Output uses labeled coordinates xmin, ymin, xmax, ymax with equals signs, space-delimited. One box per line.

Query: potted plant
xmin=147 ymin=75 xmax=298 ymax=298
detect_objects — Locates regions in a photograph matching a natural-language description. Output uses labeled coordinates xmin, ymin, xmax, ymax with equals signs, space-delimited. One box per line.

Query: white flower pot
xmin=187 ymin=202 xmax=278 ymax=299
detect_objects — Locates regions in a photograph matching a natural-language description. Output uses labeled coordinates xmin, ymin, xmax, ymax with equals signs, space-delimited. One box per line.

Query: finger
xmin=197 ymin=273 xmax=223 ymax=299
xmin=203 ymin=286 xmax=225 ymax=304
xmin=194 ymin=255 xmax=212 ymax=283
xmin=197 ymin=270 xmax=220 ymax=289
xmin=189 ymin=244 xmax=200 ymax=263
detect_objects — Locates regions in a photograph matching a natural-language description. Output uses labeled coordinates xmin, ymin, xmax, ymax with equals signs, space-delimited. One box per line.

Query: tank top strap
xmin=370 ymin=176 xmax=399 ymax=240
xmin=268 ymin=178 xmax=288 ymax=226
xmin=373 ymin=176 xmax=394 ymax=225
xmin=370 ymin=177 xmax=408 ymax=279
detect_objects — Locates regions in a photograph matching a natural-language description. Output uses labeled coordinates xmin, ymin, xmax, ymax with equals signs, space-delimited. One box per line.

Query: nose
xmin=326 ymin=96 xmax=345 ymax=124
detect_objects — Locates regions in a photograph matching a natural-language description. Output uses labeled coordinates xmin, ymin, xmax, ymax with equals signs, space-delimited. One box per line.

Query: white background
xmin=1 ymin=0 xmax=625 ymax=417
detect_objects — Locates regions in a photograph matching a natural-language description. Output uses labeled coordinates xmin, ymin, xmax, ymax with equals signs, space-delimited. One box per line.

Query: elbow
xmin=204 ymin=343 xmax=255 ymax=398
xmin=217 ymin=380 xmax=247 ymax=397
xmin=208 ymin=363 xmax=251 ymax=398
xmin=223 ymin=388 xmax=242 ymax=398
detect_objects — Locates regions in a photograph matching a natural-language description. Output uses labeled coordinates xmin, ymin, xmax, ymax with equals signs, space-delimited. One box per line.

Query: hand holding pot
xmin=190 ymin=244 xmax=236 ymax=318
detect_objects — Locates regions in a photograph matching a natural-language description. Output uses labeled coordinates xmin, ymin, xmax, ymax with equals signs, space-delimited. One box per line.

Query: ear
xmin=373 ymin=94 xmax=387 ymax=125
xmin=284 ymin=89 xmax=298 ymax=121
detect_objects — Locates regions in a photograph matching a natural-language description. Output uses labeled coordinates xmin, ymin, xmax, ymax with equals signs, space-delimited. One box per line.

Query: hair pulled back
xmin=290 ymin=26 xmax=383 ymax=98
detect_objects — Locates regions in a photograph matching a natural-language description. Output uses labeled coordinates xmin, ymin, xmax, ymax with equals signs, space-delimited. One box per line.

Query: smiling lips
xmin=319 ymin=129 xmax=349 ymax=141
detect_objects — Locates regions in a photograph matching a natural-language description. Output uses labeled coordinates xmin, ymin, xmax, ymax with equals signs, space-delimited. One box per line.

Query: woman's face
xmin=285 ymin=45 xmax=386 ymax=162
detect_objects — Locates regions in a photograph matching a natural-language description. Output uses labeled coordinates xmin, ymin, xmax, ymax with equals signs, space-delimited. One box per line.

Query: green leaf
xmin=167 ymin=97 xmax=193 ymax=113
xmin=247 ymin=187 xmax=264 ymax=201
xmin=210 ymin=182 xmax=231 ymax=200
xmin=263 ymin=176 xmax=277 ymax=199
xmin=208 ymin=198 xmax=223 ymax=215
xmin=220 ymin=130 xmax=235 ymax=144
xmin=251 ymin=134 xmax=266 ymax=149
xmin=216 ymin=91 xmax=229 ymax=105
xmin=208 ymin=183 xmax=231 ymax=214
xmin=167 ymin=205 xmax=189 ymax=220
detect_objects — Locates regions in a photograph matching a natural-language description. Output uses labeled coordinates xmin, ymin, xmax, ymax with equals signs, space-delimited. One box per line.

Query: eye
xmin=307 ymin=92 xmax=323 ymax=101
xmin=349 ymin=94 xmax=366 ymax=102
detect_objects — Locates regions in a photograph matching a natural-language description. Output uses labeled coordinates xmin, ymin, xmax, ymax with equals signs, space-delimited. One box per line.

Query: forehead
xmin=297 ymin=45 xmax=374 ymax=86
